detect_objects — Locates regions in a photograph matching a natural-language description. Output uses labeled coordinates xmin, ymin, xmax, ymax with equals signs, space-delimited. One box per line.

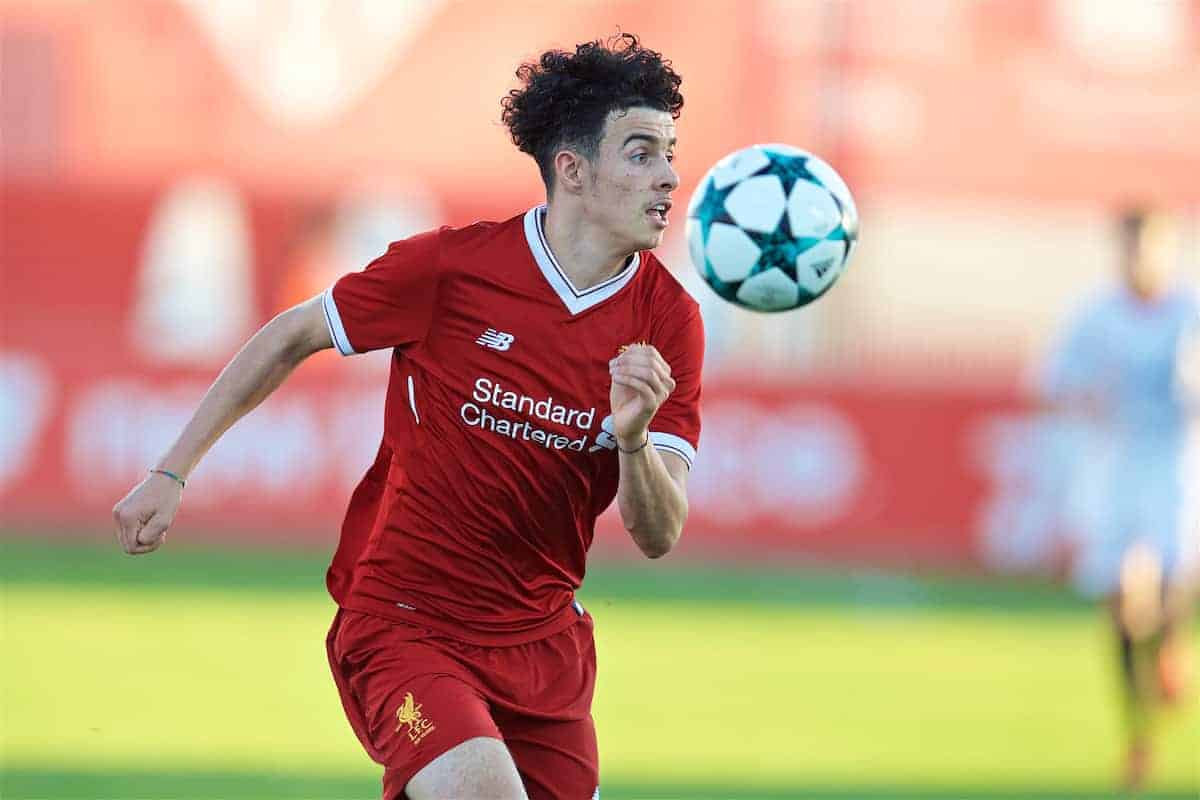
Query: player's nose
xmin=658 ymin=161 xmax=679 ymax=192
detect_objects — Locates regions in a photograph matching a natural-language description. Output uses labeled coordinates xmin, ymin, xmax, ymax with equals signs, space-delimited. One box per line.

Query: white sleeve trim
xmin=649 ymin=431 xmax=696 ymax=469
xmin=322 ymin=287 xmax=357 ymax=356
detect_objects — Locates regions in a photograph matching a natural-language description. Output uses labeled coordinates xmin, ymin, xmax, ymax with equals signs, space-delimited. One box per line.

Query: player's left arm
xmin=609 ymin=343 xmax=690 ymax=558
xmin=610 ymin=303 xmax=703 ymax=559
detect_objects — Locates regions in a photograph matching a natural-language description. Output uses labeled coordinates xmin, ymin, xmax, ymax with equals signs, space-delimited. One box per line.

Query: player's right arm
xmin=112 ymin=295 xmax=333 ymax=555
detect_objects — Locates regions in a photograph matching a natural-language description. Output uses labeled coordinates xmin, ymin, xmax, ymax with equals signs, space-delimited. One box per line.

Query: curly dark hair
xmin=501 ymin=33 xmax=684 ymax=194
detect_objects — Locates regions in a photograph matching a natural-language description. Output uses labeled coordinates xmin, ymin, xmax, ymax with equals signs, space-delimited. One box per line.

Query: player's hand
xmin=609 ymin=344 xmax=675 ymax=448
xmin=112 ymin=472 xmax=182 ymax=555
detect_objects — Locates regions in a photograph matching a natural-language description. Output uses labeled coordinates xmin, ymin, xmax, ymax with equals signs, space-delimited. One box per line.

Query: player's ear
xmin=553 ymin=148 xmax=586 ymax=196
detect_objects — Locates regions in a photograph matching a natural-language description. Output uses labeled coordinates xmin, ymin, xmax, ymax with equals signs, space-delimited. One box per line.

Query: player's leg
xmin=1072 ymin=485 xmax=1157 ymax=791
xmin=1157 ymin=530 xmax=1198 ymax=706
xmin=404 ymin=737 xmax=528 ymax=800
xmin=1143 ymin=467 xmax=1195 ymax=706
xmin=1156 ymin=590 xmax=1193 ymax=705
xmin=327 ymin=610 xmax=526 ymax=800
xmin=1113 ymin=541 xmax=1166 ymax=792
xmin=1072 ymin=503 xmax=1144 ymax=707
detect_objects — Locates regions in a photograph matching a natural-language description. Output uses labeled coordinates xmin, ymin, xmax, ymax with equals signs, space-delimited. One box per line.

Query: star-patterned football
xmin=686 ymin=144 xmax=859 ymax=312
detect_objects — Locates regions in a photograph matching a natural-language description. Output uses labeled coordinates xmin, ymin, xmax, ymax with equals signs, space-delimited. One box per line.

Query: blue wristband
xmin=149 ymin=468 xmax=186 ymax=489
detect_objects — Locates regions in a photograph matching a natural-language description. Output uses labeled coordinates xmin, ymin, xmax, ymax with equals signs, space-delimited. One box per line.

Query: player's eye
xmin=666 ymin=152 xmax=676 ymax=163
xmin=631 ymin=152 xmax=648 ymax=163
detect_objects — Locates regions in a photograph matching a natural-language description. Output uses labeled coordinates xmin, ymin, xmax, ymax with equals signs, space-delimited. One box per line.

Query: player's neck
xmin=542 ymin=205 xmax=632 ymax=291
xmin=1127 ymin=284 xmax=1170 ymax=306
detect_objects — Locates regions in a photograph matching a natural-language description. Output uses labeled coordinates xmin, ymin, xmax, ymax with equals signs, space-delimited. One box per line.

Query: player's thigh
xmin=1134 ymin=469 xmax=1188 ymax=572
xmin=328 ymin=611 xmax=510 ymax=799
xmin=502 ymin=714 xmax=599 ymax=800
xmin=1072 ymin=473 xmax=1139 ymax=597
xmin=404 ymin=736 xmax=528 ymax=800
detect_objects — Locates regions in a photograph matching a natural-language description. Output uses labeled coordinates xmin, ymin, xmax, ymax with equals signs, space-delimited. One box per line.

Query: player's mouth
xmin=646 ymin=200 xmax=672 ymax=229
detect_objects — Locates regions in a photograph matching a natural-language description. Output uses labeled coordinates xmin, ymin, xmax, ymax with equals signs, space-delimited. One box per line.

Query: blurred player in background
xmin=112 ymin=34 xmax=702 ymax=800
xmin=1040 ymin=209 xmax=1199 ymax=791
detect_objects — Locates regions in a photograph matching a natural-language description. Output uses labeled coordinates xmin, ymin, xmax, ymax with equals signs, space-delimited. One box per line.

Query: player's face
xmin=1125 ymin=215 xmax=1180 ymax=300
xmin=585 ymin=107 xmax=679 ymax=252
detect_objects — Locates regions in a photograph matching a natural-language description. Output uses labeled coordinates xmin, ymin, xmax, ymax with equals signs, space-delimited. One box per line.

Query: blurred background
xmin=2 ymin=1 xmax=1198 ymax=799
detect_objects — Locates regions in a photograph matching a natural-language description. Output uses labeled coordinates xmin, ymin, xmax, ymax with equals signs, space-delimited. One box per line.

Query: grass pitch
xmin=2 ymin=537 xmax=1196 ymax=799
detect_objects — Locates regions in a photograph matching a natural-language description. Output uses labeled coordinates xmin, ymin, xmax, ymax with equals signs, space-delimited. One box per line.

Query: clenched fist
xmin=112 ymin=472 xmax=183 ymax=555
xmin=608 ymin=344 xmax=675 ymax=449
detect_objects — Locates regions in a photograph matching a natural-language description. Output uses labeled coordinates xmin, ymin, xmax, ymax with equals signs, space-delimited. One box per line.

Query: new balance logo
xmin=476 ymin=328 xmax=515 ymax=351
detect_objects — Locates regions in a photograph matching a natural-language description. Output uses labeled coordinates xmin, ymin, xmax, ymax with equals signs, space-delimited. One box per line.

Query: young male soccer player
xmin=1041 ymin=209 xmax=1198 ymax=791
xmin=112 ymin=34 xmax=701 ymax=800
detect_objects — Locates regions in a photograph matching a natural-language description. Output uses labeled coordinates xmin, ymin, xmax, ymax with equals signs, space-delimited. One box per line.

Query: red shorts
xmin=326 ymin=608 xmax=598 ymax=800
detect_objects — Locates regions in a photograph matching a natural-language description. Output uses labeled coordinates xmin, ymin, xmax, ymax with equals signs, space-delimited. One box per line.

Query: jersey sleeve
xmin=1040 ymin=298 xmax=1102 ymax=401
xmin=322 ymin=229 xmax=442 ymax=355
xmin=649 ymin=302 xmax=705 ymax=469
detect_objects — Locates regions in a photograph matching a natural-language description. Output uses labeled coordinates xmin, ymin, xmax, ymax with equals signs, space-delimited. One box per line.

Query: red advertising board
xmin=4 ymin=353 xmax=1033 ymax=568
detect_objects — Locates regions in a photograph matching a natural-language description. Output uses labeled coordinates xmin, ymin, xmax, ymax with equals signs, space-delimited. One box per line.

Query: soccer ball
xmin=686 ymin=144 xmax=858 ymax=312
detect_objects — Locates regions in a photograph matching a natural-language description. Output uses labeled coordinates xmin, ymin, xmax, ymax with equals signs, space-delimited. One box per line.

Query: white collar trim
xmin=523 ymin=206 xmax=641 ymax=315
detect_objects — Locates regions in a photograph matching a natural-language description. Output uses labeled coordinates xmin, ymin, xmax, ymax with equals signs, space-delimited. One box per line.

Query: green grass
xmin=3 ymin=771 xmax=1197 ymax=800
xmin=0 ymin=535 xmax=1093 ymax=610
xmin=2 ymin=537 xmax=1197 ymax=800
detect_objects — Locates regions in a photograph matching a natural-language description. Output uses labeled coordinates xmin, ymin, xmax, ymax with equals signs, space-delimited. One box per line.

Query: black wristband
xmin=617 ymin=435 xmax=650 ymax=455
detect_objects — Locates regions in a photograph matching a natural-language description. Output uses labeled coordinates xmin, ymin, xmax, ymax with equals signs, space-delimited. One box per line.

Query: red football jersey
xmin=322 ymin=207 xmax=704 ymax=645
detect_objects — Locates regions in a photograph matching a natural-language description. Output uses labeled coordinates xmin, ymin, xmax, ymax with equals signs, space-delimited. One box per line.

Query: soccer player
xmin=1040 ymin=209 xmax=1198 ymax=791
xmin=112 ymin=34 xmax=701 ymax=800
